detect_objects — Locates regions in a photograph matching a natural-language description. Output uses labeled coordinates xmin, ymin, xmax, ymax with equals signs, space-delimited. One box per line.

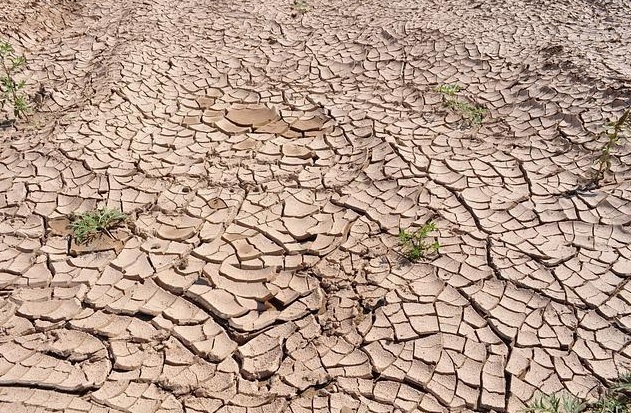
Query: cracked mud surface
xmin=1 ymin=0 xmax=631 ymax=411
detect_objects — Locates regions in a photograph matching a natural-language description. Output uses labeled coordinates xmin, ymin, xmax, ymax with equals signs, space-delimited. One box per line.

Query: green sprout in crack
xmin=524 ymin=393 xmax=586 ymax=413
xmin=444 ymin=99 xmax=488 ymax=125
xmin=609 ymin=372 xmax=631 ymax=394
xmin=398 ymin=220 xmax=440 ymax=262
xmin=592 ymin=107 xmax=630 ymax=187
xmin=71 ymin=208 xmax=127 ymax=244
xmin=436 ymin=83 xmax=462 ymax=96
xmin=0 ymin=40 xmax=29 ymax=120
xmin=292 ymin=0 xmax=309 ymax=13
xmin=525 ymin=373 xmax=631 ymax=413
xmin=436 ymin=83 xmax=487 ymax=126
xmin=591 ymin=373 xmax=631 ymax=413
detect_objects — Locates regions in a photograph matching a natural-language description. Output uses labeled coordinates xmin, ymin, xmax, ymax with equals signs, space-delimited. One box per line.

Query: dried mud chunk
xmin=225 ymin=105 xmax=278 ymax=127
xmin=172 ymin=320 xmax=237 ymax=362
xmin=70 ymin=229 xmax=129 ymax=256
xmin=214 ymin=118 xmax=250 ymax=135
xmin=91 ymin=380 xmax=183 ymax=412
xmin=16 ymin=298 xmax=82 ymax=322
xmin=236 ymin=333 xmax=283 ymax=380
xmin=0 ymin=333 xmax=108 ymax=391
xmin=185 ymin=284 xmax=248 ymax=319
xmin=255 ymin=119 xmax=289 ymax=134
xmin=290 ymin=116 xmax=326 ymax=132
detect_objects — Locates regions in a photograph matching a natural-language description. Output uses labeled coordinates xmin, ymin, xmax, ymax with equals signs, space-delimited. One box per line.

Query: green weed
xmin=524 ymin=393 xmax=586 ymax=413
xmin=445 ymin=99 xmax=488 ymax=125
xmin=437 ymin=83 xmax=487 ymax=126
xmin=526 ymin=374 xmax=631 ymax=413
xmin=0 ymin=40 xmax=29 ymax=120
xmin=591 ymin=373 xmax=631 ymax=413
xmin=292 ymin=0 xmax=309 ymax=13
xmin=71 ymin=208 xmax=127 ymax=243
xmin=592 ymin=108 xmax=630 ymax=186
xmin=436 ymin=83 xmax=462 ymax=96
xmin=398 ymin=221 xmax=440 ymax=262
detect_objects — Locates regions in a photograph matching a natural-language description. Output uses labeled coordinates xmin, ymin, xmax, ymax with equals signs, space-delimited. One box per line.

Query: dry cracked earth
xmin=1 ymin=0 xmax=631 ymax=411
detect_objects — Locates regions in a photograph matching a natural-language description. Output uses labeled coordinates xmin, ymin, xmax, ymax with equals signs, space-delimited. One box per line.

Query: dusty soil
xmin=1 ymin=0 xmax=631 ymax=411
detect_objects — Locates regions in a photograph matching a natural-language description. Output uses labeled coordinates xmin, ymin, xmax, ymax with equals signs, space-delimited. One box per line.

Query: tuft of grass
xmin=436 ymin=83 xmax=487 ymax=126
xmin=525 ymin=374 xmax=631 ymax=413
xmin=524 ymin=393 xmax=586 ymax=413
xmin=592 ymin=107 xmax=630 ymax=186
xmin=292 ymin=0 xmax=309 ymax=13
xmin=591 ymin=373 xmax=631 ymax=413
xmin=0 ymin=40 xmax=29 ymax=120
xmin=71 ymin=208 xmax=127 ymax=243
xmin=398 ymin=220 xmax=440 ymax=262
xmin=609 ymin=372 xmax=631 ymax=394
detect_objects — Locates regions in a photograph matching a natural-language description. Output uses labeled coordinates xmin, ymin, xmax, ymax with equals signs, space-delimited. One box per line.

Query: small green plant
xmin=437 ymin=83 xmax=487 ymax=126
xmin=292 ymin=0 xmax=309 ymax=13
xmin=524 ymin=393 xmax=586 ymax=413
xmin=592 ymin=108 xmax=630 ymax=186
xmin=398 ymin=221 xmax=440 ymax=261
xmin=71 ymin=208 xmax=127 ymax=243
xmin=445 ymin=99 xmax=488 ymax=125
xmin=436 ymin=84 xmax=462 ymax=96
xmin=609 ymin=373 xmax=631 ymax=393
xmin=0 ymin=41 xmax=29 ymax=120
xmin=525 ymin=374 xmax=631 ymax=413
xmin=591 ymin=373 xmax=631 ymax=413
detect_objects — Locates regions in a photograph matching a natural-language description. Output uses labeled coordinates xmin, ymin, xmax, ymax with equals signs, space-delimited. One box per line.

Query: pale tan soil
xmin=1 ymin=0 xmax=631 ymax=411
